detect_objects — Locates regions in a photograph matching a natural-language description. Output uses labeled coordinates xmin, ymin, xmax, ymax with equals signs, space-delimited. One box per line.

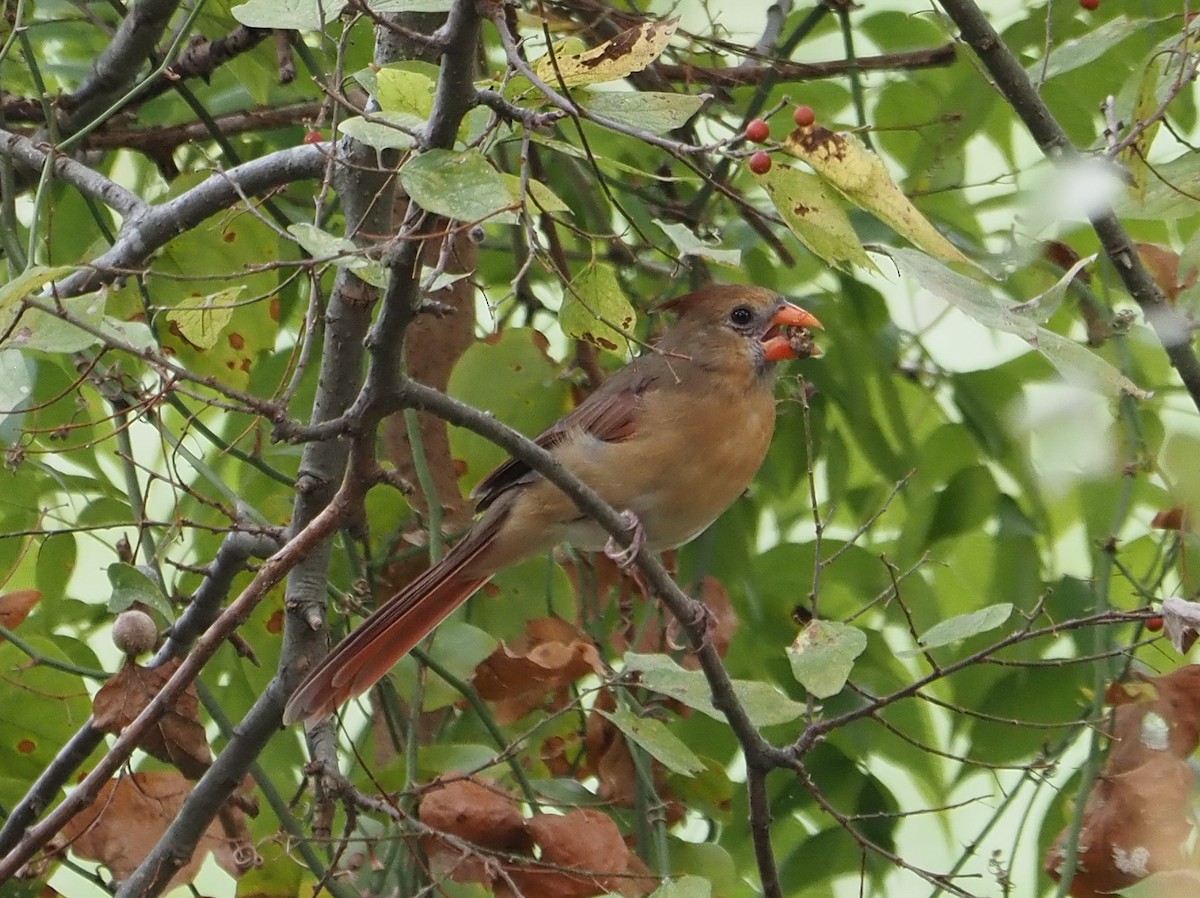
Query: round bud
xmin=745 ymin=119 xmax=770 ymax=143
xmin=1079 ymin=0 xmax=1099 ymax=9
xmin=112 ymin=609 xmax=158 ymax=657
xmin=302 ymin=130 xmax=324 ymax=145
xmin=748 ymin=151 xmax=772 ymax=175
xmin=1146 ymin=615 xmax=1164 ymax=632
xmin=793 ymin=105 xmax=816 ymax=128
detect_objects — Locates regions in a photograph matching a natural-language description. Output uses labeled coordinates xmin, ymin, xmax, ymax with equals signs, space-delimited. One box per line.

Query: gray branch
xmin=938 ymin=0 xmax=1200 ymax=415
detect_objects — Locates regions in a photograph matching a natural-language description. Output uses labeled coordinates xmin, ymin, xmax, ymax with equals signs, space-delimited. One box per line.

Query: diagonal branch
xmin=937 ymin=0 xmax=1200 ymax=414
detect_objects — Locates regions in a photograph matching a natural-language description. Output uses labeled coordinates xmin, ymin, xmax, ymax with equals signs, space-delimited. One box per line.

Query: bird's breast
xmin=548 ymin=387 xmax=778 ymax=552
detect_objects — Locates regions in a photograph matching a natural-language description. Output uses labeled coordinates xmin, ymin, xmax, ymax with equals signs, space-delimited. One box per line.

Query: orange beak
xmin=762 ymin=303 xmax=823 ymax=362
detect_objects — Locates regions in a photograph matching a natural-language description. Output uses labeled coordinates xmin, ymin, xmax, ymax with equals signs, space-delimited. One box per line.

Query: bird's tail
xmin=283 ymin=535 xmax=494 ymax=725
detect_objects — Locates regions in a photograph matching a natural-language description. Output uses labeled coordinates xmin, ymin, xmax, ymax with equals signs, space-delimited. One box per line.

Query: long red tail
xmin=283 ymin=536 xmax=494 ymax=725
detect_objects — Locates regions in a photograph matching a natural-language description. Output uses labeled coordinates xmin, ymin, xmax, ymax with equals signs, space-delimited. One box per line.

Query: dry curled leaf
xmin=51 ymin=772 xmax=254 ymax=889
xmin=91 ymin=658 xmax=213 ymax=779
xmin=1047 ymin=665 xmax=1200 ymax=897
xmin=420 ymin=776 xmax=531 ymax=886
xmin=473 ymin=617 xmax=605 ymax=724
xmin=500 ymin=809 xmax=654 ymax=898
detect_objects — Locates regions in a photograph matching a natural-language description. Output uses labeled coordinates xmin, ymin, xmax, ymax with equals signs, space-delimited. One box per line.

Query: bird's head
xmin=656 ymin=285 xmax=823 ymax=376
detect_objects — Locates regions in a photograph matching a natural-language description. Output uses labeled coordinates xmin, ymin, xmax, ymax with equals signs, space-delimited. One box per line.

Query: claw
xmin=604 ymin=510 xmax=645 ymax=570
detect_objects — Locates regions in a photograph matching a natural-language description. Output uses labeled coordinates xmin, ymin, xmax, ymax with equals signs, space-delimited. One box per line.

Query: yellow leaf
xmin=784 ymin=124 xmax=973 ymax=267
xmin=535 ymin=18 xmax=679 ymax=88
xmin=166 ymin=287 xmax=241 ymax=351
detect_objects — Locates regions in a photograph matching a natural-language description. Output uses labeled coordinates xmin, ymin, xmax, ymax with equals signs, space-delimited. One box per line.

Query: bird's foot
xmin=667 ymin=600 xmax=718 ymax=651
xmin=604 ymin=510 xmax=645 ymax=570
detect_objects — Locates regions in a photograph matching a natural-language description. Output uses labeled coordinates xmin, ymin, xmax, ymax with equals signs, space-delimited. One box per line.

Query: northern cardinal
xmin=283 ymin=284 xmax=821 ymax=724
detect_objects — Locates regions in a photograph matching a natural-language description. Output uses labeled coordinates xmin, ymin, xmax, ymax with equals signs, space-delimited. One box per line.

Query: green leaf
xmin=886 ymin=248 xmax=1150 ymax=399
xmin=500 ymin=174 xmax=571 ymax=215
xmin=375 ymin=66 xmax=437 ymax=118
xmin=337 ymin=112 xmax=424 ymax=151
xmin=624 ymin=652 xmax=806 ymax=728
xmin=0 ymin=265 xmax=77 ymax=336
xmin=4 ymin=291 xmax=107 ymax=354
xmin=399 ymin=149 xmax=513 ymax=222
xmin=1026 ymin=16 xmax=1143 ymax=83
xmin=583 ymin=91 xmax=704 ymax=133
xmin=447 ymin=328 xmax=569 ymax=491
xmin=654 ymin=220 xmax=740 ymax=266
xmin=787 ymin=620 xmax=867 ymax=699
xmin=782 ymin=127 xmax=972 ymax=266
xmin=230 ymin=0 xmax=347 ymax=29
xmin=597 ymin=708 xmax=705 ymax=776
xmin=647 ymin=874 xmax=712 ymax=898
xmin=560 ymin=262 xmax=636 ymax=355
xmin=107 ymin=562 xmax=174 ymax=622
xmin=0 ymin=349 xmax=34 ymax=445
xmin=368 ymin=0 xmax=452 ymax=12
xmin=166 ymin=287 xmax=239 ymax=351
xmin=287 ymin=223 xmax=388 ymax=286
xmin=907 ymin=603 xmax=1012 ymax=653
xmin=761 ymin=167 xmax=877 ymax=272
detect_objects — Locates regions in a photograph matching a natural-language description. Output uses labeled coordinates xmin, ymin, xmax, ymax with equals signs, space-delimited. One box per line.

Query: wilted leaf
xmin=535 ymin=18 xmax=679 ymax=88
xmin=560 ymin=263 xmax=636 ymax=354
xmin=92 ymin=658 xmax=213 ymax=779
xmin=787 ymin=620 xmax=867 ymax=698
xmin=399 ymin=149 xmax=513 ymax=222
xmin=504 ymin=809 xmax=647 ymax=898
xmin=761 ymin=167 xmax=877 ymax=272
xmin=625 ymin=652 xmax=805 ymax=727
xmin=655 ymin=220 xmax=740 ymax=266
xmin=1135 ymin=242 xmax=1196 ymax=303
xmin=597 ymin=707 xmax=705 ymax=776
xmin=784 ymin=125 xmax=972 ymax=266
xmin=584 ymin=91 xmax=704 ymax=133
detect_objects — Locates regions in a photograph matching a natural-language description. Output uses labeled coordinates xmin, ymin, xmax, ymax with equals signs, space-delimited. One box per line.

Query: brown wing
xmin=471 ymin=365 xmax=659 ymax=511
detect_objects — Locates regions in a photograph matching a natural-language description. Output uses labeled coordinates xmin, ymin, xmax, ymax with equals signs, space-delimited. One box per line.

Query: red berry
xmin=303 ymin=129 xmax=324 ymax=145
xmin=746 ymin=119 xmax=770 ymax=143
xmin=793 ymin=105 xmax=816 ymax=128
xmin=748 ymin=151 xmax=772 ymax=175
xmin=1079 ymin=0 xmax=1098 ymax=9
xmin=1146 ymin=615 xmax=1164 ymax=632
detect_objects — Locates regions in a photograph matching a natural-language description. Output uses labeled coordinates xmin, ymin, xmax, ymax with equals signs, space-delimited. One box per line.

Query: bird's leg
xmin=667 ymin=600 xmax=719 ymax=651
xmin=603 ymin=509 xmax=645 ymax=569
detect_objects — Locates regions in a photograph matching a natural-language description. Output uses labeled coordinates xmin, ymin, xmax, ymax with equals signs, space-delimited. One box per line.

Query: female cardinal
xmin=283 ymin=284 xmax=821 ymax=724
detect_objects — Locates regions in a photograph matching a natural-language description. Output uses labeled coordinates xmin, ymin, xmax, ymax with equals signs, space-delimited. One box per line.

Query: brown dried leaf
xmin=420 ymin=776 xmax=531 ymax=886
xmin=473 ymin=617 xmax=605 ymax=724
xmin=0 ymin=589 xmax=41 ymax=633
xmin=1151 ymin=507 xmax=1187 ymax=531
xmin=1136 ymin=242 xmax=1198 ymax=303
xmin=1046 ymin=755 xmax=1195 ymax=897
xmin=53 ymin=772 xmax=253 ymax=889
xmin=92 ymin=659 xmax=213 ymax=779
xmin=1162 ymin=597 xmax=1200 ymax=654
xmin=499 ymin=809 xmax=648 ymax=898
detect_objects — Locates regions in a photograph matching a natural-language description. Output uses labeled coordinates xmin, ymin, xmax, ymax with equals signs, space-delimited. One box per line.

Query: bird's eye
xmin=729 ymin=305 xmax=754 ymax=326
